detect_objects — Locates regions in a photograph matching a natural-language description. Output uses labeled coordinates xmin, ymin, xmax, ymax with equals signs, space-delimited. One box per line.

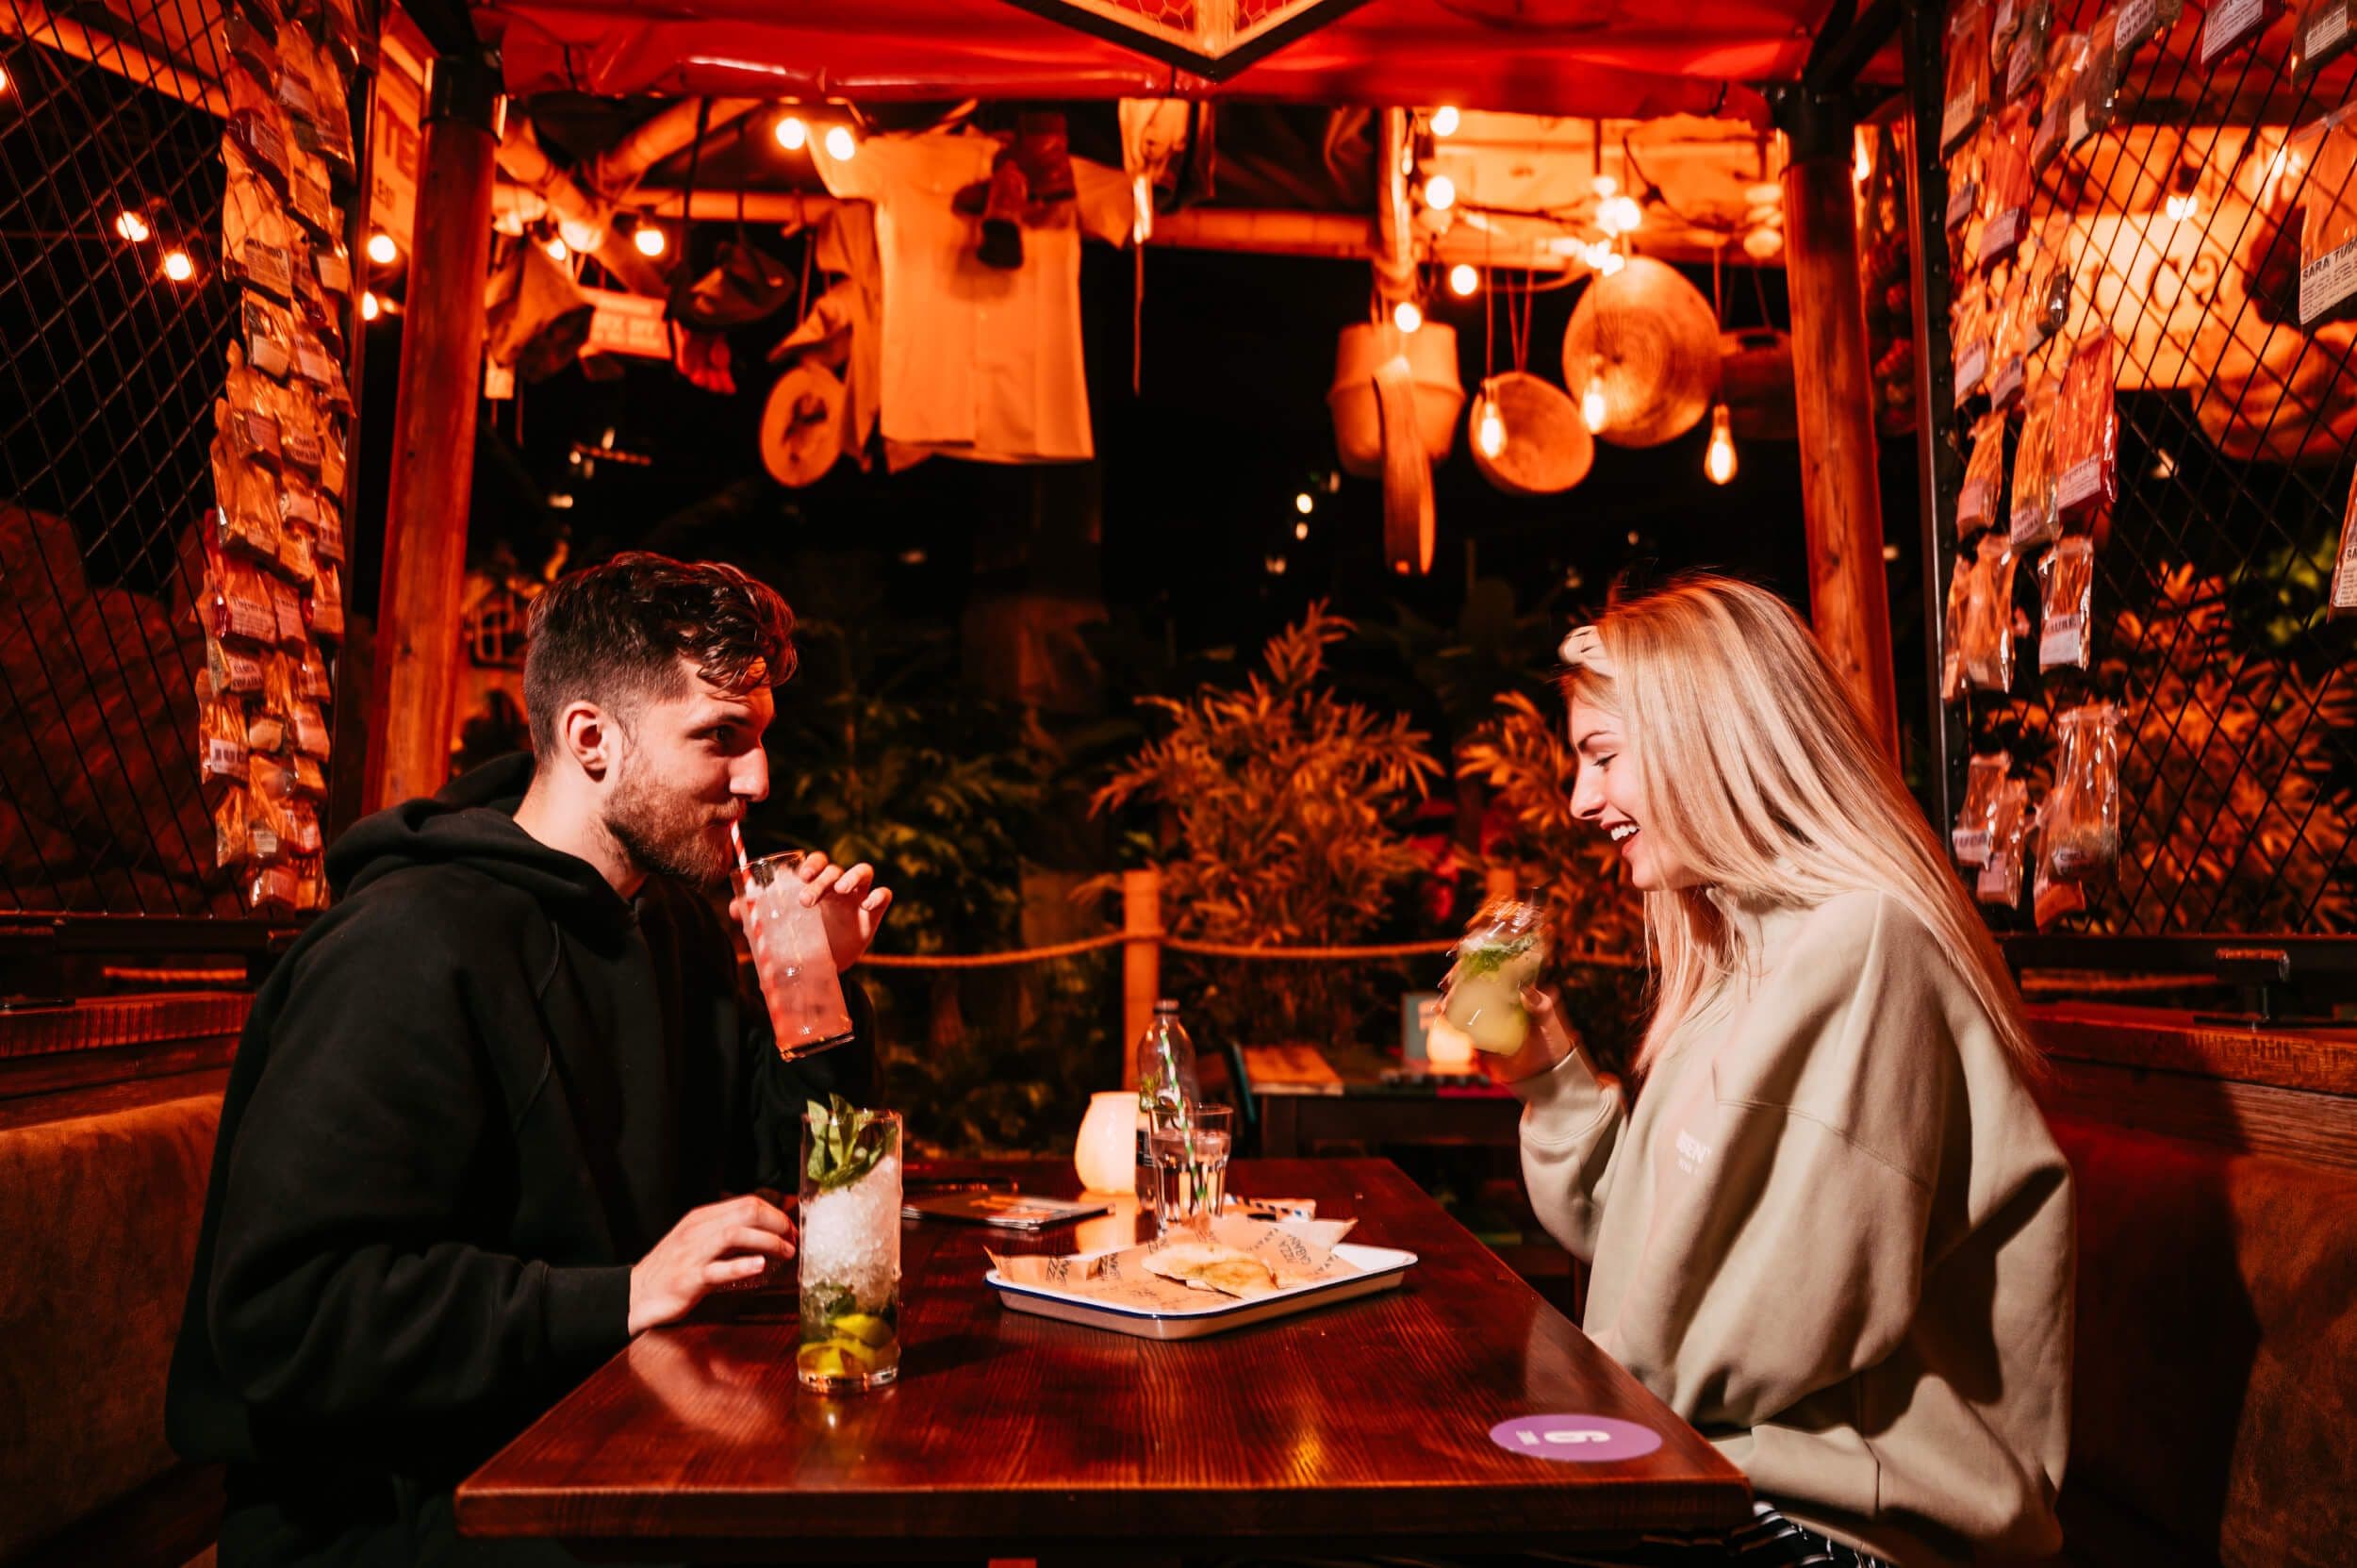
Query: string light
xmin=633 ymin=224 xmax=668 ymax=257
xmin=1854 ymin=136 xmax=1872 ymax=187
xmin=545 ymin=236 xmax=569 ymax=262
xmin=1476 ymin=396 xmax=1507 ymax=459
xmin=558 ymin=217 xmax=604 ymax=255
xmin=2164 ymin=193 xmax=2199 ymax=222
xmin=1393 ymin=299 xmax=1424 ymax=333
xmin=1705 ymin=403 xmax=1737 ymax=485
xmin=1448 ymin=262 xmax=1478 ymax=297
xmin=1265 ymin=553 xmax=1289 ymax=576
xmin=161 ymin=250 xmax=194 ymax=282
xmin=1581 ymin=365 xmax=1608 ymax=434
xmin=1596 ymin=194 xmax=1642 ymax=236
xmin=775 ymin=115 xmax=808 ymax=152
xmin=113 ymin=210 xmax=152 ymax=242
xmin=1597 ymin=250 xmax=1625 ymax=277
xmin=1294 ymin=492 xmax=1314 ymax=515
xmin=1294 ymin=520 xmax=1310 ymax=540
xmin=1592 ymin=174 xmax=1617 ymax=199
xmin=360 ymin=289 xmax=380 ymax=321
xmin=366 ymin=232 xmax=397 ymax=265
xmin=1423 ymin=173 xmax=1456 ymax=211
xmin=824 ymin=124 xmax=858 ymax=161
xmin=1430 ymin=106 xmax=1460 ymax=137
xmin=0 ymin=63 xmax=10 ymax=94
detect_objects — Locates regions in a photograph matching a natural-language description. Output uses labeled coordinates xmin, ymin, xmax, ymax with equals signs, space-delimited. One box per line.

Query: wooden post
xmin=1776 ymin=91 xmax=1902 ymax=760
xmin=1121 ymin=867 xmax=1162 ymax=1087
xmin=364 ymin=54 xmax=503 ymax=813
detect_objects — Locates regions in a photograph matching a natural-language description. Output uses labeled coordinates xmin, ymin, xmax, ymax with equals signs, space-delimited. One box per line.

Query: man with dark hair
xmin=168 ymin=553 xmax=890 ymax=1565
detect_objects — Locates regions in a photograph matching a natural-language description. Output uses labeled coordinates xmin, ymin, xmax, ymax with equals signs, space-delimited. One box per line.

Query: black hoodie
xmin=166 ymin=753 xmax=872 ymax=1565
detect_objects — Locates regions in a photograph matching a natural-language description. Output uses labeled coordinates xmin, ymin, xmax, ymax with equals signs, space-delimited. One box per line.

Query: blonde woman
xmin=1492 ymin=577 xmax=2072 ymax=1568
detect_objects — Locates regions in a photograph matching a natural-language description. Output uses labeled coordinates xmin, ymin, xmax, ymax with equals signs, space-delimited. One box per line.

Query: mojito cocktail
xmin=798 ymin=1099 xmax=902 ymax=1394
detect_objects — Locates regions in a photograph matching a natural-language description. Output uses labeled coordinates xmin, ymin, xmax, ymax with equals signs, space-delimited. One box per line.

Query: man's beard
xmin=604 ymin=759 xmax=733 ymax=888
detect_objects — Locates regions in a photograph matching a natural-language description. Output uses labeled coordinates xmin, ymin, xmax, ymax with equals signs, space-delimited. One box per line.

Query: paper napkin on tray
xmin=991 ymin=1214 xmax=1359 ymax=1312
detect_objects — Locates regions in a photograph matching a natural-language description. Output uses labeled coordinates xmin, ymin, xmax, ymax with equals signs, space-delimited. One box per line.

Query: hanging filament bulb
xmin=545 ymin=236 xmax=570 ymax=262
xmin=1581 ymin=363 xmax=1608 ymax=434
xmin=161 ymin=249 xmax=195 ymax=282
xmin=1423 ymin=173 xmax=1456 ymax=211
xmin=1705 ymin=403 xmax=1737 ymax=485
xmin=1448 ymin=262 xmax=1478 ymax=297
xmin=824 ymin=124 xmax=858 ymax=161
xmin=1430 ymin=105 xmax=1460 ymax=137
xmin=1476 ymin=396 xmax=1507 ymax=459
xmin=361 ymin=289 xmax=381 ymax=322
xmin=113 ymin=210 xmax=152 ymax=242
xmin=1393 ymin=298 xmax=1424 ymax=334
xmin=775 ymin=115 xmax=808 ymax=151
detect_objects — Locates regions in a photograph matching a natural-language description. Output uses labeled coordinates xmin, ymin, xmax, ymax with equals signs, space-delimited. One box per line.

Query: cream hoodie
xmin=1517 ymin=890 xmax=2072 ymax=1567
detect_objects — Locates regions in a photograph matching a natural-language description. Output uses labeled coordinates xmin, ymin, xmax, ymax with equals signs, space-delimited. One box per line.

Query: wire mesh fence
xmin=1 ymin=4 xmax=371 ymax=923
xmin=1912 ymin=0 xmax=2357 ymax=942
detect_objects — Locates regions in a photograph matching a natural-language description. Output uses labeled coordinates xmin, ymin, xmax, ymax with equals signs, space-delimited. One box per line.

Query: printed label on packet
xmin=2201 ymin=0 xmax=2266 ymax=65
xmin=2118 ymin=0 xmax=2161 ymax=53
xmin=1991 ymin=355 xmax=2027 ymax=408
xmin=2309 ymin=5 xmax=2351 ymax=60
xmin=1948 ymin=177 xmax=1981 ymax=229
xmin=1977 ymin=861 xmax=2014 ymax=900
xmin=1953 ymin=828 xmax=1994 ymax=865
xmin=1955 ymin=340 xmax=1991 ymax=402
xmin=1981 ymin=208 xmax=2026 ymax=265
xmin=2299 ymin=236 xmax=2357 ymax=326
xmin=2058 ymin=457 xmax=2104 ymax=512
xmin=2008 ymin=37 xmax=2040 ymax=96
xmin=2040 ymin=616 xmax=2088 ymax=668
xmin=203 ymin=735 xmax=244 ymax=780
xmin=1943 ymin=92 xmax=1979 ymax=151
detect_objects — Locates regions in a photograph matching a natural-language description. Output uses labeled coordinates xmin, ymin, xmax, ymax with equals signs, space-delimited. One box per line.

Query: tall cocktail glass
xmin=798 ymin=1103 xmax=902 ymax=1394
xmin=733 ymin=850 xmax=856 ymax=1061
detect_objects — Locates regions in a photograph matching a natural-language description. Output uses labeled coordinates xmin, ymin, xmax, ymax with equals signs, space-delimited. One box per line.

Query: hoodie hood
xmin=327 ymin=752 xmax=626 ymax=923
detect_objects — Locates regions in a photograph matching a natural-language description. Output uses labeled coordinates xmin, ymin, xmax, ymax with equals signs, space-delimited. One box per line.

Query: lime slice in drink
xmin=832 ymin=1312 xmax=896 ymax=1347
xmin=797 ymin=1343 xmax=853 ymax=1378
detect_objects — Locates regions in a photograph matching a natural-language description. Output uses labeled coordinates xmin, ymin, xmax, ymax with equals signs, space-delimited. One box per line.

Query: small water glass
xmin=1147 ymin=1103 xmax=1234 ymax=1233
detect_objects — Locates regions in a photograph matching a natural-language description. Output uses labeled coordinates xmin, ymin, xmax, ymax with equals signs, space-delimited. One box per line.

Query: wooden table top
xmin=456 ymin=1158 xmax=1749 ymax=1559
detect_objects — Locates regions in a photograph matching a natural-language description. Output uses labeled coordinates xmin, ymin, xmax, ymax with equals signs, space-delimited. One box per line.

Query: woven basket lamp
xmin=1469 ymin=371 xmax=1593 ymax=494
xmin=1560 ymin=256 xmax=1722 ymax=449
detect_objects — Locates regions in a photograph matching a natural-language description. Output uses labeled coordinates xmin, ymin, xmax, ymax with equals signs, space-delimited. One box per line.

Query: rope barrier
xmin=853 ymin=933 xmax=1645 ymax=971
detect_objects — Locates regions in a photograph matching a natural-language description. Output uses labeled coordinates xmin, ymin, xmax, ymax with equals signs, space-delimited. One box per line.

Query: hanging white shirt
xmin=810 ymin=127 xmax=1130 ymax=466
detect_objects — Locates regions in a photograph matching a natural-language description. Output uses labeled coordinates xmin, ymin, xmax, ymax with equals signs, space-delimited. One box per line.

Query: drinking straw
xmin=731 ymin=820 xmax=751 ymax=880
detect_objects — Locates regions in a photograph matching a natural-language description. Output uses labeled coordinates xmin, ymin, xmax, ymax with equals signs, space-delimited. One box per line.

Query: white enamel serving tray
xmin=986 ymin=1242 xmax=1418 ymax=1341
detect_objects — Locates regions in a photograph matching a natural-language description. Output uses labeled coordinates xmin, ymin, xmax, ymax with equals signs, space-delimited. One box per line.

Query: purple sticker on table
xmin=1489 ymin=1414 xmax=1664 ymax=1462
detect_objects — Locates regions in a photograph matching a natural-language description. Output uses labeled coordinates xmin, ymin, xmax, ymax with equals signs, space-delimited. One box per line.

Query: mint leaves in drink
xmin=804 ymin=1096 xmax=893 ymax=1192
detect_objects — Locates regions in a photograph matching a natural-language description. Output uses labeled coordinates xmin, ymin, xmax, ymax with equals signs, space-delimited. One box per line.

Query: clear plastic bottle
xmin=1133 ymin=998 xmax=1199 ymax=1203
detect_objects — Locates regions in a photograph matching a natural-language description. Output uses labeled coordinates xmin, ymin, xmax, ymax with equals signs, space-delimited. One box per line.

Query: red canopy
xmin=476 ymin=0 xmax=1853 ymax=124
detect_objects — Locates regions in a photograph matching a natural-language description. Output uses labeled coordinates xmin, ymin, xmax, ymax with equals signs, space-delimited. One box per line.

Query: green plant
xmin=1089 ymin=604 xmax=1443 ymax=1045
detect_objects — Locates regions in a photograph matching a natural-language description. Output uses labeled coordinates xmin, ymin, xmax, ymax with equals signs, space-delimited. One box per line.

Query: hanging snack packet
xmin=252 ymin=652 xmax=296 ymax=752
xmin=224 ymin=65 xmax=290 ymax=195
xmin=2332 ymin=464 xmax=2357 ymax=618
xmin=309 ymin=488 xmax=345 ymax=565
xmin=2054 ymin=332 xmax=2118 ymax=524
xmin=2031 ymin=32 xmax=2087 ymax=170
xmin=313 ymin=235 xmax=353 ymax=296
xmin=1953 ymin=751 xmax=2014 ymax=865
xmin=1988 ymin=264 xmax=2030 ymax=408
xmin=216 ymin=382 xmax=282 ymax=471
xmin=293 ymin=753 xmax=327 ymax=797
xmin=285 ymin=800 xmax=324 ymax=857
xmin=291 ymin=641 xmax=334 ymax=702
xmin=212 ymin=785 xmax=251 ymax=874
xmin=2006 ymin=0 xmax=2052 ymax=97
xmin=207 ymin=634 xmax=267 ymax=698
xmin=309 ymin=562 xmax=346 ymax=641
xmin=1948 ymin=121 xmax=1990 ymax=233
xmin=2066 ymin=10 xmax=2122 ymax=153
xmin=1978 ymin=780 xmax=2034 ymax=906
xmin=2296 ymin=104 xmax=2357 ymax=327
xmin=2200 ymin=0 xmax=2282 ymax=66
xmin=242 ymin=295 xmax=295 ymax=380
xmin=2019 ymin=227 xmax=2072 ymax=355
xmin=1940 ymin=553 xmax=1976 ymax=702
xmin=198 ymin=678 xmax=251 ymax=792
xmin=1980 ymin=105 xmax=2036 ymax=270
xmin=247 ymin=754 xmax=298 ymax=862
xmin=1958 ymin=412 xmax=2011 ymax=536
xmin=290 ymin=698 xmax=332 ymax=761
xmin=247 ymin=862 xmax=303 ymax=915
xmin=2044 ymin=702 xmax=2123 ymax=879
xmin=219 ymin=9 xmax=280 ymax=87
xmin=275 ymin=383 xmax=323 ymax=478
xmin=2011 ymin=373 xmax=2062 ymax=548
xmin=208 ymin=433 xmax=282 ymax=560
xmin=1961 ymin=532 xmax=2019 ymax=693
xmin=2037 ymin=535 xmax=2098 ymax=670
xmin=2296 ymin=0 xmax=2357 ymax=76
xmin=1953 ymin=276 xmax=1991 ymax=404
xmin=1945 ymin=0 xmax=1996 ymax=153
xmin=222 ymin=144 xmax=295 ymax=300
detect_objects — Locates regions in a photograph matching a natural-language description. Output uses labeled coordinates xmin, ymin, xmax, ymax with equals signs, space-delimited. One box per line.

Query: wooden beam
xmin=1777 ymin=93 xmax=1900 ymax=758
xmin=365 ymin=55 xmax=503 ymax=814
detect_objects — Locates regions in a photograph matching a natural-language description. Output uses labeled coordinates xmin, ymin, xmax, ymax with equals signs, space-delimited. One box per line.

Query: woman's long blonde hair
xmin=1564 ymin=573 xmax=2041 ymax=1079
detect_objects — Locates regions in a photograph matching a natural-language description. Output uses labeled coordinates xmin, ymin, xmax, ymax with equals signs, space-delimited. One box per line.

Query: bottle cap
xmin=1154 ymin=998 xmax=1180 ymax=1013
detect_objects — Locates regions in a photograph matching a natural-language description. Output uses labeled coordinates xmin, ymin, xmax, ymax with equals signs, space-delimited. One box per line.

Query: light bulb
xmin=1597 ymin=194 xmax=1642 ymax=236
xmin=1477 ymin=401 xmax=1506 ymax=459
xmin=633 ymin=224 xmax=668 ymax=257
xmin=113 ymin=210 xmax=151 ymax=242
xmin=1592 ymin=174 xmax=1618 ymax=199
xmin=1854 ymin=138 xmax=1872 ymax=187
xmin=1266 ymin=554 xmax=1288 ymax=576
xmin=367 ymin=232 xmax=397 ymax=265
xmin=1705 ymin=404 xmax=1736 ymax=485
xmin=2165 ymin=193 xmax=2198 ymax=222
xmin=1597 ymin=250 xmax=1625 ymax=277
xmin=1294 ymin=491 xmax=1314 ymax=516
xmin=824 ymin=124 xmax=858 ymax=161
xmin=0 ymin=64 xmax=11 ymax=94
xmin=161 ymin=249 xmax=194 ymax=282
xmin=1582 ymin=371 xmax=1608 ymax=434
xmin=1448 ymin=262 xmax=1478 ymax=297
xmin=1423 ymin=173 xmax=1456 ymax=211
xmin=545 ymin=236 xmax=569 ymax=262
xmin=558 ymin=217 xmax=604 ymax=255
xmin=360 ymin=289 xmax=380 ymax=321
xmin=1294 ymin=520 xmax=1310 ymax=540
xmin=1393 ymin=299 xmax=1424 ymax=333
xmin=775 ymin=115 xmax=808 ymax=151
xmin=1430 ymin=105 xmax=1460 ymax=137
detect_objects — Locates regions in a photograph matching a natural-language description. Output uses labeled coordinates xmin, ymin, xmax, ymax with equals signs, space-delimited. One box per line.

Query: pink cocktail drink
xmin=734 ymin=850 xmax=855 ymax=1060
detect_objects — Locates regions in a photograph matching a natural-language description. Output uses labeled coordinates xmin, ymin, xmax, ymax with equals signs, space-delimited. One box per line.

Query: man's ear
xmin=555 ymin=700 xmax=618 ymax=782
